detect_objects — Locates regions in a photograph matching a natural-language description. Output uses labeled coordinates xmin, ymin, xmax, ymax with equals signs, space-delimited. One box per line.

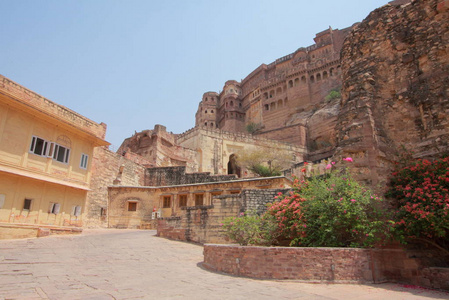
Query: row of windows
xmin=225 ymin=101 xmax=242 ymax=108
xmin=163 ymin=194 xmax=203 ymax=208
xmin=204 ymin=109 xmax=214 ymax=114
xmin=264 ymin=98 xmax=288 ymax=111
xmin=29 ymin=136 xmax=89 ymax=169
xmin=127 ymin=190 xmax=240 ymax=212
xmin=204 ymin=122 xmax=218 ymax=128
xmin=262 ymin=66 xmax=341 ymax=100
xmin=127 ymin=192 xmax=241 ymax=212
xmin=0 ymin=196 xmax=82 ymax=217
xmin=204 ymin=96 xmax=217 ymax=102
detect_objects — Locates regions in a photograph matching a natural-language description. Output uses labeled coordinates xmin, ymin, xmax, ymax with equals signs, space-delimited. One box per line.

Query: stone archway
xmin=227 ymin=154 xmax=241 ymax=178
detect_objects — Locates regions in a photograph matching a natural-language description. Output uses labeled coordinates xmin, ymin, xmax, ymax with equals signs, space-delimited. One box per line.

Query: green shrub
xmin=221 ymin=211 xmax=279 ymax=246
xmin=267 ymin=161 xmax=393 ymax=247
xmin=325 ymin=89 xmax=341 ymax=102
xmin=296 ymin=172 xmax=392 ymax=247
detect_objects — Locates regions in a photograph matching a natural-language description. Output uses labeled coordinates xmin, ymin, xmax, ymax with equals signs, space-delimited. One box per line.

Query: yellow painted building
xmin=0 ymin=75 xmax=109 ymax=232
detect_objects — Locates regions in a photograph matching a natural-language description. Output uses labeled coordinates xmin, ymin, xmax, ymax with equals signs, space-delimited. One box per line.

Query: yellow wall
xmin=108 ymin=177 xmax=292 ymax=228
xmin=0 ymin=100 xmax=94 ymax=187
xmin=0 ymin=172 xmax=86 ymax=226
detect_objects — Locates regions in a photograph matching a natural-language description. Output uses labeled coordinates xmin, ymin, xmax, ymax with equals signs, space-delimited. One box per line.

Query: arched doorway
xmin=227 ymin=154 xmax=241 ymax=178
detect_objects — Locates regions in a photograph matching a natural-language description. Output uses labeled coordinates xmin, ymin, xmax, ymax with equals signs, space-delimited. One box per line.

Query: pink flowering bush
xmin=386 ymin=156 xmax=449 ymax=250
xmin=265 ymin=188 xmax=307 ymax=245
xmin=293 ymin=172 xmax=392 ymax=247
xmin=223 ymin=159 xmax=393 ymax=248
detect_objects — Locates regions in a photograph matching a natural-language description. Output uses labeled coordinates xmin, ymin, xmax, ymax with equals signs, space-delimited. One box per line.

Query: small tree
xmin=246 ymin=122 xmax=262 ymax=134
xmin=237 ymin=148 xmax=293 ymax=177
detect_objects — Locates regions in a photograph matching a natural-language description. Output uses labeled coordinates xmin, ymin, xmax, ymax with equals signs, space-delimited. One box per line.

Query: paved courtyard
xmin=0 ymin=229 xmax=448 ymax=300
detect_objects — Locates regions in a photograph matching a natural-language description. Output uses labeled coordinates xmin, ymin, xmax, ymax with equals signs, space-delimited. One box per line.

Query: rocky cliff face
xmin=335 ymin=0 xmax=449 ymax=185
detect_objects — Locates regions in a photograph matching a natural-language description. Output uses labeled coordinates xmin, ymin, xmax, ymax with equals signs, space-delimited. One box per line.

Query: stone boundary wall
xmin=176 ymin=127 xmax=303 ymax=151
xmin=241 ymin=189 xmax=290 ymax=215
xmin=157 ymin=195 xmax=242 ymax=244
xmin=145 ymin=166 xmax=237 ymax=187
xmin=0 ymin=223 xmax=82 ymax=240
xmin=157 ymin=189 xmax=291 ymax=244
xmin=86 ymin=147 xmax=146 ymax=228
xmin=202 ymin=245 xmax=449 ymax=290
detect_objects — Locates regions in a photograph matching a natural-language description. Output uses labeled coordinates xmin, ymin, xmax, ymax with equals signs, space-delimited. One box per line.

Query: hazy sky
xmin=1 ymin=0 xmax=389 ymax=149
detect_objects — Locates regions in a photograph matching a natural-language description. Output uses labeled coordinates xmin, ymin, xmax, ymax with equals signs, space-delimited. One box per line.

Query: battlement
xmin=0 ymin=75 xmax=108 ymax=143
xmin=176 ymin=126 xmax=304 ymax=151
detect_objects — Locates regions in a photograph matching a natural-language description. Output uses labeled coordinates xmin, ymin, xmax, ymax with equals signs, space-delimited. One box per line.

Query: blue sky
xmin=1 ymin=0 xmax=388 ymax=149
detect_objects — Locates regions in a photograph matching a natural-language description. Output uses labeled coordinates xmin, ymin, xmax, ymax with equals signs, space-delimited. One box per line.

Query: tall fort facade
xmin=118 ymin=26 xmax=354 ymax=177
xmin=195 ymin=25 xmax=350 ymax=141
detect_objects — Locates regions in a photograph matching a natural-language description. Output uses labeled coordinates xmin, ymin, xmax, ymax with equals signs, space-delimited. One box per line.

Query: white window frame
xmin=72 ymin=205 xmax=82 ymax=217
xmin=53 ymin=143 xmax=70 ymax=164
xmin=80 ymin=153 xmax=89 ymax=169
xmin=48 ymin=202 xmax=60 ymax=214
xmin=29 ymin=136 xmax=53 ymax=157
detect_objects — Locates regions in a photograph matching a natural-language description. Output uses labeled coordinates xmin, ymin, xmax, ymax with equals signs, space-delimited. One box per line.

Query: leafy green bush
xmin=221 ymin=211 xmax=279 ymax=246
xmin=325 ymin=89 xmax=341 ymax=102
xmin=266 ymin=160 xmax=393 ymax=247
xmin=251 ymin=164 xmax=282 ymax=177
xmin=296 ymin=172 xmax=392 ymax=247
xmin=246 ymin=122 xmax=262 ymax=134
xmin=222 ymin=159 xmax=393 ymax=248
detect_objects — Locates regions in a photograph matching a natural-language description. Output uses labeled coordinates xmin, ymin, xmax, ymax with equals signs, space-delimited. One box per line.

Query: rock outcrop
xmin=335 ymin=0 xmax=449 ymax=185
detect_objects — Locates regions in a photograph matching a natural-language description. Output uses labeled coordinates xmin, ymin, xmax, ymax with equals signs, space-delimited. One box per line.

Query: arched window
xmin=301 ymin=76 xmax=306 ymax=83
xmin=323 ymin=71 xmax=328 ymax=79
xmin=310 ymin=75 xmax=315 ymax=83
xmin=276 ymin=87 xmax=282 ymax=95
xmin=210 ymin=122 xmax=214 ymax=127
xmin=288 ymin=80 xmax=293 ymax=88
xmin=330 ymin=68 xmax=334 ymax=76
xmin=294 ymin=78 xmax=299 ymax=86
xmin=316 ymin=73 xmax=322 ymax=81
xmin=278 ymin=99 xmax=283 ymax=107
xmin=270 ymin=102 xmax=276 ymax=110
xmin=211 ymin=110 xmax=214 ymax=113
xmin=230 ymin=101 xmax=234 ymax=107
xmin=205 ymin=110 xmax=207 ymax=113
xmin=264 ymin=104 xmax=269 ymax=111
xmin=204 ymin=122 xmax=207 ymax=126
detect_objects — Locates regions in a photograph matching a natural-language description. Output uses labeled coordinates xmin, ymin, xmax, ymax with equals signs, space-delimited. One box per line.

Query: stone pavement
xmin=0 ymin=229 xmax=448 ymax=300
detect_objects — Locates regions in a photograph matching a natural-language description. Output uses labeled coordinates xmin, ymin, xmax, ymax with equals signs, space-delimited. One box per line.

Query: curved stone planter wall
xmin=202 ymin=244 xmax=449 ymax=290
xmin=203 ymin=244 xmax=374 ymax=282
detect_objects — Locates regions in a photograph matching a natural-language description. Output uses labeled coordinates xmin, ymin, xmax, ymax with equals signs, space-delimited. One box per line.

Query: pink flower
xmin=343 ymin=157 xmax=353 ymax=162
xmin=351 ymin=199 xmax=356 ymax=202
xmin=220 ymin=223 xmax=224 ymax=226
xmin=326 ymin=164 xmax=332 ymax=169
